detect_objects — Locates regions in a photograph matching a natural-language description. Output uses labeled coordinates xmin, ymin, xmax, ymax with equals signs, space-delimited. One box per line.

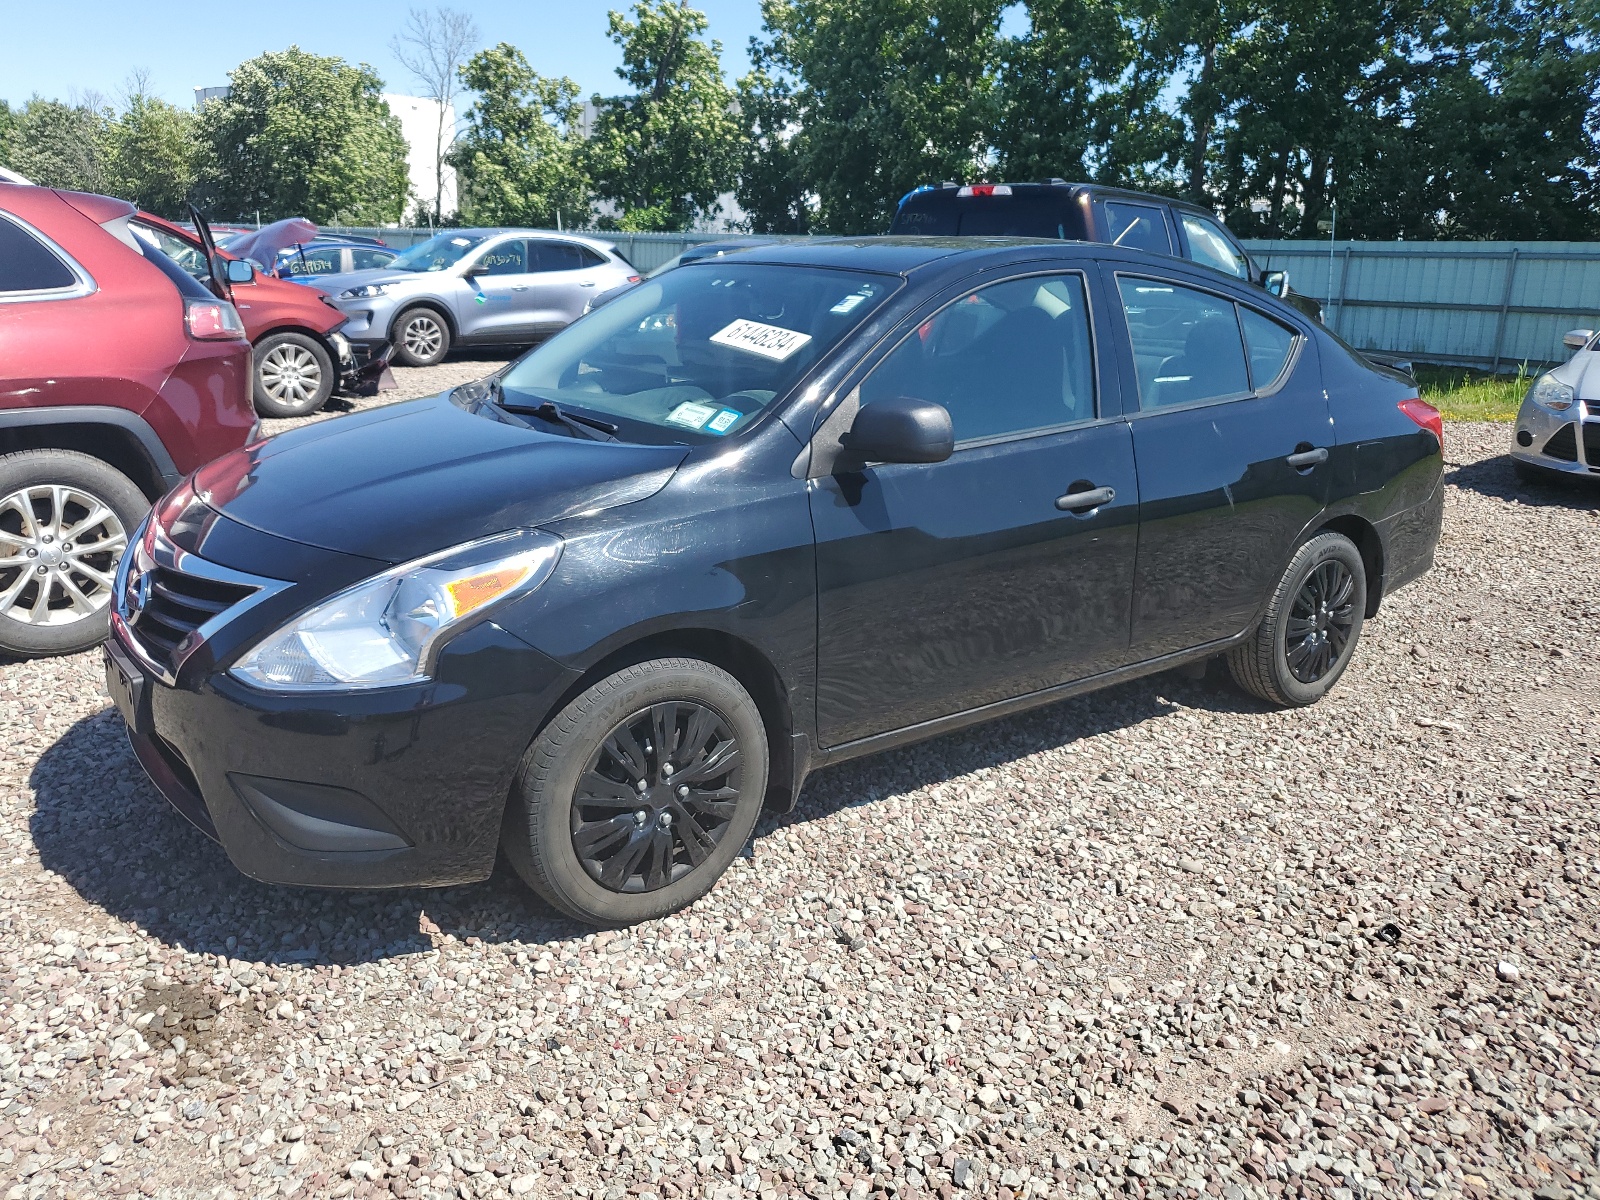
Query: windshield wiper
xmin=497 ymin=390 xmax=619 ymax=442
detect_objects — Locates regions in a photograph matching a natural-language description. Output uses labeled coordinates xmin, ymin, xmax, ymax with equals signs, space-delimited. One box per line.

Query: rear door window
xmin=1239 ymin=306 xmax=1297 ymax=389
xmin=0 ymin=216 xmax=79 ymax=294
xmin=1178 ymin=213 xmax=1251 ymax=280
xmin=350 ymin=247 xmax=395 ymax=271
xmin=891 ymin=193 xmax=1079 ymax=239
xmin=528 ymin=241 xmax=589 ymax=272
xmin=1102 ymin=201 xmax=1172 ymax=255
xmin=1117 ymin=277 xmax=1250 ymax=410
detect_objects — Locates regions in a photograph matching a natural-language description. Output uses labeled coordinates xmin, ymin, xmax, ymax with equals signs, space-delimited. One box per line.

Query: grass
xmin=1415 ymin=363 xmax=1536 ymax=423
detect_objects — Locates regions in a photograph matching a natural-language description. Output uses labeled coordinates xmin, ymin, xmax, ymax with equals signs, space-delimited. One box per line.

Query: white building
xmin=383 ymin=95 xmax=458 ymax=223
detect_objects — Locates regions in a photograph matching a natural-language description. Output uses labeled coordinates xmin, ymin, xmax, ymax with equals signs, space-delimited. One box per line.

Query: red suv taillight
xmin=1398 ymin=397 xmax=1443 ymax=448
xmin=185 ymin=298 xmax=247 ymax=341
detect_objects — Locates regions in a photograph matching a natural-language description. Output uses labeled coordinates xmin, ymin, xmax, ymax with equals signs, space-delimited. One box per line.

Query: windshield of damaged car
xmin=389 ymin=232 xmax=486 ymax=272
xmin=497 ymin=264 xmax=898 ymax=443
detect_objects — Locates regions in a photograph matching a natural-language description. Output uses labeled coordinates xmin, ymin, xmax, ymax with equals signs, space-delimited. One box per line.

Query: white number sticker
xmin=709 ymin=319 xmax=813 ymax=362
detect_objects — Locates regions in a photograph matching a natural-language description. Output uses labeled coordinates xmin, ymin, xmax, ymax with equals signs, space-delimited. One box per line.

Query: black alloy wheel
xmin=1227 ymin=530 xmax=1367 ymax=707
xmin=571 ymin=701 xmax=743 ymax=893
xmin=1284 ymin=559 xmax=1356 ymax=684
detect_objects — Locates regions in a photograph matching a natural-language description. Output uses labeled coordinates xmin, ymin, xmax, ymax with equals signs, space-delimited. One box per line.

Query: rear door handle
xmin=1055 ymin=485 xmax=1115 ymax=512
xmin=511 ymin=285 xmax=529 ymax=292
xmin=1286 ymin=447 xmax=1329 ymax=469
xmin=579 ymin=281 xmax=596 ymax=287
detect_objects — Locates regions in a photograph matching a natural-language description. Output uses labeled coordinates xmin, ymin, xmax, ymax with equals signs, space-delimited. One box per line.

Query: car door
xmin=458 ymin=237 xmax=532 ymax=342
xmin=808 ymin=268 xmax=1140 ymax=749
xmin=519 ymin=240 xmax=607 ymax=335
xmin=1110 ymin=268 xmax=1330 ymax=658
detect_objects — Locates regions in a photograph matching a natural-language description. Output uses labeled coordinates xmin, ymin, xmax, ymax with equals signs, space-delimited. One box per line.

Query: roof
xmin=902 ymin=180 xmax=1218 ymax=217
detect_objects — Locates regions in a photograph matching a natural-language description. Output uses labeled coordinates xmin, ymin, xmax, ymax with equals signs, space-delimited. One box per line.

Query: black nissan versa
xmin=104 ymin=237 xmax=1444 ymax=926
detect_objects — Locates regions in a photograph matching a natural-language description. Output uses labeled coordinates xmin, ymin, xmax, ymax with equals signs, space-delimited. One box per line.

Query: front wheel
xmin=502 ymin=658 xmax=768 ymax=926
xmin=0 ymin=450 xmax=146 ymax=657
xmin=391 ymin=308 xmax=451 ymax=367
xmin=253 ymin=332 xmax=335 ymax=417
xmin=1227 ymin=531 xmax=1367 ymax=707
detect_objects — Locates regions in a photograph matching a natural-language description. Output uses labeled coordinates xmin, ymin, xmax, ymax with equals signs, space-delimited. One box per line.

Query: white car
xmin=1512 ymin=329 xmax=1600 ymax=482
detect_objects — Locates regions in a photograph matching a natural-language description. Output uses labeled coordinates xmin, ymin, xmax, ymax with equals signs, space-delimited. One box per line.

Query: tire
xmin=252 ymin=332 xmax=335 ymax=418
xmin=0 ymin=450 xmax=147 ymax=658
xmin=1227 ymin=531 xmax=1367 ymax=707
xmin=391 ymin=307 xmax=452 ymax=367
xmin=502 ymin=658 xmax=769 ymax=926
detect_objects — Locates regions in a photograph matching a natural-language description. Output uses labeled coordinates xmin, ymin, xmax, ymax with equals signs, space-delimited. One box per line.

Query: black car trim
xmin=0 ymin=405 xmax=183 ymax=489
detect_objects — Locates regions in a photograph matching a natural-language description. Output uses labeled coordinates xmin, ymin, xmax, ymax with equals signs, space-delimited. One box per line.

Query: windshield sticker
xmin=710 ymin=319 xmax=813 ymax=362
xmin=830 ymin=290 xmax=871 ymax=315
xmin=450 ymin=237 xmax=472 ymax=246
xmin=665 ymin=401 xmax=718 ymax=430
xmin=707 ymin=409 xmax=742 ymax=435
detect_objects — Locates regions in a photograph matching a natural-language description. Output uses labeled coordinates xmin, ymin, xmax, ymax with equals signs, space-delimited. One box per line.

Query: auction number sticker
xmin=665 ymin=401 xmax=719 ymax=430
xmin=710 ymin=319 xmax=813 ymax=362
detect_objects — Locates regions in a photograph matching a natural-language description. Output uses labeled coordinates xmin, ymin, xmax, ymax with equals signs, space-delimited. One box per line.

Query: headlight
xmin=339 ymin=283 xmax=390 ymax=300
xmin=1527 ymin=374 xmax=1576 ymax=412
xmin=231 ymin=530 xmax=561 ymax=691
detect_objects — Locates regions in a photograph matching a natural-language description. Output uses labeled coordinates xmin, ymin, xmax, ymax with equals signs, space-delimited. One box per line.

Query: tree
xmin=451 ymin=44 xmax=592 ymax=227
xmin=391 ymin=6 xmax=481 ymax=221
xmin=734 ymin=34 xmax=810 ymax=232
xmin=587 ymin=1 xmax=740 ymax=232
xmin=0 ymin=102 xmax=17 ymax=171
xmin=198 ymin=47 xmax=410 ymax=224
xmin=9 ymin=98 xmax=112 ymax=193
xmin=752 ymin=0 xmax=1007 ymax=234
xmin=107 ymin=75 xmax=205 ymax=218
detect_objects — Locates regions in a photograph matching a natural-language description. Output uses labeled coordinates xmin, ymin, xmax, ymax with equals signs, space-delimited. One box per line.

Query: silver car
xmin=1512 ymin=328 xmax=1600 ymax=482
xmin=316 ymin=229 xmax=639 ymax=367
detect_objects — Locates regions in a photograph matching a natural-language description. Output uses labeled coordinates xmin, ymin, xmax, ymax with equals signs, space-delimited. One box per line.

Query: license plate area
xmin=103 ymin=639 xmax=147 ymax=731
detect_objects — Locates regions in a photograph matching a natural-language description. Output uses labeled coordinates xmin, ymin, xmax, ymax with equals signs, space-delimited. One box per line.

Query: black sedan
xmin=104 ymin=238 xmax=1444 ymax=926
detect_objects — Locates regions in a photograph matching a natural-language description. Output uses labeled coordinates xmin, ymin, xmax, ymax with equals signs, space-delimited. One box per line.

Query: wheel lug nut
xmin=635 ymin=779 xmax=648 ymax=793
xmin=634 ymin=810 xmax=648 ymax=825
xmin=36 ymin=565 xmax=47 ymax=574
xmin=661 ymin=763 xmax=674 ymax=778
xmin=26 ymin=549 xmax=36 ymax=558
xmin=659 ymin=812 xmax=673 ymax=828
xmin=677 ymin=786 xmax=688 ymax=798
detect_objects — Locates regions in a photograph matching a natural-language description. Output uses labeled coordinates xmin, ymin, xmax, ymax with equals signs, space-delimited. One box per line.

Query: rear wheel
xmin=502 ymin=658 xmax=768 ymax=926
xmin=0 ymin=450 xmax=145 ymax=657
xmin=252 ymin=332 xmax=335 ymax=418
xmin=1227 ymin=531 xmax=1366 ymax=707
xmin=391 ymin=308 xmax=451 ymax=367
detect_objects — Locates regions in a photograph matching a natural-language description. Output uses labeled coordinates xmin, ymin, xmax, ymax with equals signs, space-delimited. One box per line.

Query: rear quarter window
xmin=133 ymin=236 xmax=218 ymax=300
xmin=0 ymin=215 xmax=78 ymax=294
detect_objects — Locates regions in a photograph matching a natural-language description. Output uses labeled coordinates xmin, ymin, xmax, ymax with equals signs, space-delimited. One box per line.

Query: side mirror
xmin=462 ymin=262 xmax=486 ymax=279
xmin=839 ymin=396 xmax=953 ymax=466
xmin=1563 ymin=328 xmax=1594 ymax=352
xmin=1262 ymin=269 xmax=1289 ymax=298
xmin=224 ymin=258 xmax=255 ymax=284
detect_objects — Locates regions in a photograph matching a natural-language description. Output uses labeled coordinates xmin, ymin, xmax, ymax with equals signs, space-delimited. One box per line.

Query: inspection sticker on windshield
xmin=710 ymin=319 xmax=812 ymax=362
xmin=830 ymin=289 xmax=871 ymax=315
xmin=707 ymin=409 xmax=742 ymax=434
xmin=665 ymin=401 xmax=719 ymax=430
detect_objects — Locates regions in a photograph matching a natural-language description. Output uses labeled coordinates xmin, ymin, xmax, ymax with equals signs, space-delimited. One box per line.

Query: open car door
xmin=187 ymin=204 xmax=233 ymax=301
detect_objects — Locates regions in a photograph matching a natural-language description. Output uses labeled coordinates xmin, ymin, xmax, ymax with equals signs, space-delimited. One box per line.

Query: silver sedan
xmin=1512 ymin=329 xmax=1600 ymax=482
xmin=315 ymin=229 xmax=639 ymax=367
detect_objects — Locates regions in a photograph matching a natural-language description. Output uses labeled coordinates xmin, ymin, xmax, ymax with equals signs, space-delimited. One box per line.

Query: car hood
xmin=191 ymin=393 xmax=688 ymax=563
xmin=1551 ymin=350 xmax=1600 ymax=399
xmin=314 ymin=267 xmax=445 ymax=297
xmin=223 ymin=218 xmax=319 ymax=269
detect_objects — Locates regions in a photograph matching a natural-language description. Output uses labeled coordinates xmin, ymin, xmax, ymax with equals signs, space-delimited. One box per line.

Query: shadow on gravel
xmin=29 ymin=709 xmax=591 ymax=968
xmin=32 ymin=666 xmax=1255 ymax=964
xmin=1444 ymin=452 xmax=1600 ymax=509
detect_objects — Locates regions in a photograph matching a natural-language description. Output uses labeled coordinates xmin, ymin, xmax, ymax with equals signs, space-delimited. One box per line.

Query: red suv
xmin=0 ymin=183 xmax=257 ymax=656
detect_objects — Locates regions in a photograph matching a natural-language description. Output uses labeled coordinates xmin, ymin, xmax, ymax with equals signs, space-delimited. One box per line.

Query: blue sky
xmin=0 ymin=1 xmax=771 ymax=112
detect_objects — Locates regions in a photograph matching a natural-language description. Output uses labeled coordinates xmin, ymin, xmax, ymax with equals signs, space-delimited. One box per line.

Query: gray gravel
xmin=1 ymin=406 xmax=1597 ymax=1200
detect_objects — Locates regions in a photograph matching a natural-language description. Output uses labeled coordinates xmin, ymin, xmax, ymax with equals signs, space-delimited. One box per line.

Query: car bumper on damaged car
xmin=103 ymin=507 xmax=580 ymax=890
xmin=332 ymin=334 xmax=396 ymax=397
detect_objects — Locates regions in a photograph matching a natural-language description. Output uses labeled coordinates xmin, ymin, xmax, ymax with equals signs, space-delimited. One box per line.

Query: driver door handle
xmin=1286 ymin=446 xmax=1329 ymax=469
xmin=1055 ymin=485 xmax=1115 ymax=512
xmin=511 ymin=285 xmax=529 ymax=292
xmin=579 ymin=281 xmax=596 ymax=287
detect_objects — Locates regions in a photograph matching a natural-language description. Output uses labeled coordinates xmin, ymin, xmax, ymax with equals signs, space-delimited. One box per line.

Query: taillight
xmin=627 ymin=275 xmax=642 ymax=284
xmin=1398 ymin=397 xmax=1443 ymax=447
xmin=956 ymin=184 xmax=1013 ymax=198
xmin=185 ymin=298 xmax=247 ymax=341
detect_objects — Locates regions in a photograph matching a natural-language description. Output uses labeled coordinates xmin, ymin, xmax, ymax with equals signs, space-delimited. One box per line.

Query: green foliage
xmin=108 ymin=92 xmax=203 ymax=218
xmin=198 ymin=47 xmax=410 ymax=224
xmin=8 ymin=98 xmax=113 ymax=193
xmin=587 ymin=2 xmax=740 ymax=232
xmin=734 ymin=39 xmax=810 ymax=233
xmin=1417 ymin=364 xmax=1533 ymax=422
xmin=452 ymin=43 xmax=591 ymax=227
xmin=0 ymin=102 xmax=16 ymax=169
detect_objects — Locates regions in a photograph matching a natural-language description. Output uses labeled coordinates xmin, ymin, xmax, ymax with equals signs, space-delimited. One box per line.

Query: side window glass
xmin=0 ymin=217 xmax=77 ymax=293
xmin=1103 ymin=201 xmax=1172 ymax=255
xmin=1179 ymin=214 xmax=1250 ymax=279
xmin=476 ymin=240 xmax=527 ymax=275
xmin=351 ymin=248 xmax=394 ymax=271
xmin=860 ymin=274 xmax=1097 ymax=442
xmin=1239 ymin=307 xmax=1297 ymax=389
xmin=1118 ymin=277 xmax=1249 ymax=410
xmin=529 ymin=241 xmax=586 ymax=272
xmin=292 ymin=247 xmax=341 ymax=276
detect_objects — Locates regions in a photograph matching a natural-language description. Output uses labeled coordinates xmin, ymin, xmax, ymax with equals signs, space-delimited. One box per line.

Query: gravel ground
xmin=1 ymin=401 xmax=1597 ymax=1200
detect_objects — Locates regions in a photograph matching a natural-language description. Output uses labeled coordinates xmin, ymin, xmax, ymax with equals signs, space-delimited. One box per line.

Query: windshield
xmin=498 ymin=263 xmax=899 ymax=443
xmin=389 ymin=231 xmax=486 ymax=273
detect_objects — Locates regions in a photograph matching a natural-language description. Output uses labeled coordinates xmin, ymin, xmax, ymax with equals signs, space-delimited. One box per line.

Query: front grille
xmin=1583 ymin=422 xmax=1600 ymax=469
xmin=128 ymin=564 xmax=256 ymax=669
xmin=1542 ymin=424 xmax=1579 ymax=463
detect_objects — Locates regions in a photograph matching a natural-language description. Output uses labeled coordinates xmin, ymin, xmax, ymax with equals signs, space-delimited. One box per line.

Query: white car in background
xmin=1512 ymin=329 xmax=1600 ymax=482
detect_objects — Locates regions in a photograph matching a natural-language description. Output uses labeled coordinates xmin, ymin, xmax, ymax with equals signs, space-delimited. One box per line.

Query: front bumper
xmin=335 ymin=337 xmax=396 ymax=397
xmin=1511 ymin=397 xmax=1600 ymax=478
xmin=105 ymin=516 xmax=578 ymax=889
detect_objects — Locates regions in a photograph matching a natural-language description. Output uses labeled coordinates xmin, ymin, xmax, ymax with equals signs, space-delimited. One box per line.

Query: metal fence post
xmin=1332 ymin=246 xmax=1353 ymax=336
xmin=1491 ymin=248 xmax=1520 ymax=373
